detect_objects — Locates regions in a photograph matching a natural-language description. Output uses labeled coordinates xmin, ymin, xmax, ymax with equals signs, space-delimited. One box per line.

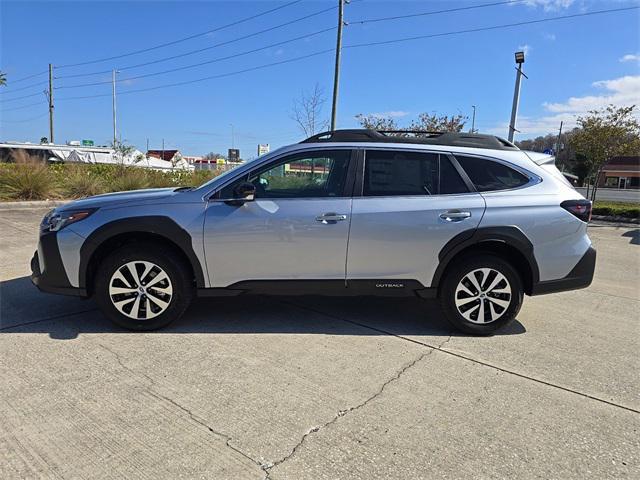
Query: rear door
xmin=346 ymin=148 xmax=485 ymax=288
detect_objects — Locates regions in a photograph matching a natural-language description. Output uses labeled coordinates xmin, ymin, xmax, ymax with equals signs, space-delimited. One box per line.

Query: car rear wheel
xmin=440 ymin=254 xmax=523 ymax=335
xmin=94 ymin=244 xmax=194 ymax=330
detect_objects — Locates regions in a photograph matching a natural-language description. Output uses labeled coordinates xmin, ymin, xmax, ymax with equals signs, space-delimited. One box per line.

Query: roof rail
xmin=300 ymin=129 xmax=519 ymax=151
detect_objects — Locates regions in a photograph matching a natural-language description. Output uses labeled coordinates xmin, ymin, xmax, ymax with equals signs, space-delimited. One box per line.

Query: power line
xmin=351 ymin=0 xmax=527 ymax=25
xmin=55 ymin=0 xmax=305 ymax=69
xmin=51 ymin=5 xmax=637 ymax=102
xmin=0 ymin=100 xmax=45 ymax=112
xmin=55 ymin=4 xmax=339 ymax=80
xmin=2 ymin=70 xmax=48 ymax=85
xmin=57 ymin=49 xmax=335 ymax=101
xmin=0 ymin=79 xmax=48 ymax=95
xmin=1 ymin=91 xmax=44 ymax=103
xmin=55 ymin=26 xmax=337 ymax=90
xmin=346 ymin=6 xmax=640 ymax=49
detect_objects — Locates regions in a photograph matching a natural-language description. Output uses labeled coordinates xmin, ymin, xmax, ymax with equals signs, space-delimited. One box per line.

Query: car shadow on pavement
xmin=621 ymin=229 xmax=639 ymax=245
xmin=1 ymin=276 xmax=526 ymax=339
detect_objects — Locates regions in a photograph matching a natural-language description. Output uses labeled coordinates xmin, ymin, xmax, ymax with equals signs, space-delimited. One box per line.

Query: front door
xmin=203 ymin=149 xmax=354 ymax=287
xmin=346 ymin=149 xmax=486 ymax=288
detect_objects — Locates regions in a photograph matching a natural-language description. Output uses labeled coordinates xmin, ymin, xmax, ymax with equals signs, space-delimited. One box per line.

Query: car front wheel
xmin=94 ymin=244 xmax=194 ymax=330
xmin=440 ymin=254 xmax=524 ymax=335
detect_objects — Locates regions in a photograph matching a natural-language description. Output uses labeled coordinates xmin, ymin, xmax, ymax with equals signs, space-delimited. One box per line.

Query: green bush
xmin=592 ymin=201 xmax=640 ymax=219
xmin=0 ymin=162 xmax=58 ymax=200
xmin=61 ymin=164 xmax=106 ymax=198
xmin=0 ymin=161 xmax=225 ymax=200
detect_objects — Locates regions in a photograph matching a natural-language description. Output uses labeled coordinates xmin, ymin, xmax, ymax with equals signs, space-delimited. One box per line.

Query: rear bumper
xmin=530 ymin=246 xmax=596 ymax=296
xmin=30 ymin=231 xmax=87 ymax=297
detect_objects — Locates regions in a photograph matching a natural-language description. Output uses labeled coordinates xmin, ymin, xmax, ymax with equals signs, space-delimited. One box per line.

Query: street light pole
xmin=471 ymin=105 xmax=477 ymax=133
xmin=508 ymin=51 xmax=526 ymax=142
xmin=330 ymin=0 xmax=345 ymax=131
xmin=112 ymin=69 xmax=118 ymax=147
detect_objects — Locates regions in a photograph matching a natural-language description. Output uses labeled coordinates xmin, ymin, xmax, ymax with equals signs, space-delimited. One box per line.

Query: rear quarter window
xmin=455 ymin=155 xmax=529 ymax=192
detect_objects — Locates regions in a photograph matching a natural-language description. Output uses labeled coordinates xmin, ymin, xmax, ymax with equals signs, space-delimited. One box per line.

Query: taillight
xmin=561 ymin=200 xmax=592 ymax=223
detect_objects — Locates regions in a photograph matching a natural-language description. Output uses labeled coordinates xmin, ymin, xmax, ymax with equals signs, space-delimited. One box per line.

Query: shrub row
xmin=592 ymin=201 xmax=640 ymax=219
xmin=0 ymin=162 xmax=223 ymax=201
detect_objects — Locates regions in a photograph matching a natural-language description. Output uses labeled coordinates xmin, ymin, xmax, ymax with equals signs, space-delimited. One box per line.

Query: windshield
xmin=194 ymin=147 xmax=286 ymax=190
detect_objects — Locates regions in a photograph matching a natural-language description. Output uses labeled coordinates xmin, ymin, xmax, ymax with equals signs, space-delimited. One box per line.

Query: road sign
xmin=82 ymin=139 xmax=94 ymax=146
xmin=258 ymin=144 xmax=270 ymax=156
xmin=543 ymin=148 xmax=554 ymax=155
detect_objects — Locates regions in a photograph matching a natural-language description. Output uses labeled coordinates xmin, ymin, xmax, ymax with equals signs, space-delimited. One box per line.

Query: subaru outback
xmin=31 ymin=129 xmax=596 ymax=335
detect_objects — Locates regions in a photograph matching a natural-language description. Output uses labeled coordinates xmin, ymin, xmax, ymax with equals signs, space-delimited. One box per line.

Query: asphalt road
xmin=576 ymin=187 xmax=640 ymax=203
xmin=1 ymin=206 xmax=639 ymax=480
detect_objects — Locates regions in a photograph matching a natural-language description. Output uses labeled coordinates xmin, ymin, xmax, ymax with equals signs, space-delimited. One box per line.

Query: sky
xmin=1 ymin=0 xmax=639 ymax=157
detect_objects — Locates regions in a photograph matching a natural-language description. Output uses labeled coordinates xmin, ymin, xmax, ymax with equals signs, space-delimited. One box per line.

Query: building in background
xmin=598 ymin=156 xmax=640 ymax=189
xmin=182 ymin=155 xmax=203 ymax=165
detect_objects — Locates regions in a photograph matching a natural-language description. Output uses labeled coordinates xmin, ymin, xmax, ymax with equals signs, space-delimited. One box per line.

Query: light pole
xmin=471 ymin=105 xmax=477 ymax=133
xmin=508 ymin=51 xmax=526 ymax=142
xmin=230 ymin=123 xmax=235 ymax=149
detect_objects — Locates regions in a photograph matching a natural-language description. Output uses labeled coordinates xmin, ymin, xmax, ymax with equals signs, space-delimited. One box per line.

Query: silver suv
xmin=31 ymin=129 xmax=596 ymax=335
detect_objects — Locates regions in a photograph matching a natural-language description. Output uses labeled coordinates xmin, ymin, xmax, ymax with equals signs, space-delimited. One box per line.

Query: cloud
xmin=620 ymin=53 xmax=640 ymax=63
xmin=368 ymin=111 xmax=410 ymax=119
xmin=543 ymin=75 xmax=640 ymax=113
xmin=522 ymin=0 xmax=575 ymax=11
xmin=543 ymin=32 xmax=556 ymax=41
xmin=517 ymin=44 xmax=533 ymax=57
xmin=486 ymin=75 xmax=640 ymax=137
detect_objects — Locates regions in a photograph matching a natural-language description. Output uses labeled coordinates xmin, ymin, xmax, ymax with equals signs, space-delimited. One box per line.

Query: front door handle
xmin=439 ymin=210 xmax=471 ymax=222
xmin=316 ymin=213 xmax=347 ymax=224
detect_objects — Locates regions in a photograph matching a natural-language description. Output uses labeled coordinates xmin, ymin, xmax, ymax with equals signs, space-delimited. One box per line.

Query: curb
xmin=591 ymin=215 xmax=640 ymax=225
xmin=0 ymin=200 xmax=69 ymax=210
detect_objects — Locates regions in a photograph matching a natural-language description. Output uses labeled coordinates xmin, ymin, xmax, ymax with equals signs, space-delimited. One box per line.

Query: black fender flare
xmin=431 ymin=226 xmax=540 ymax=289
xmin=79 ymin=216 xmax=206 ymax=289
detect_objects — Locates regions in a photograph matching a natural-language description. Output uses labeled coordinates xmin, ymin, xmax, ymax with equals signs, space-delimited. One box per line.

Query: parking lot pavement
xmin=1 ymin=207 xmax=638 ymax=479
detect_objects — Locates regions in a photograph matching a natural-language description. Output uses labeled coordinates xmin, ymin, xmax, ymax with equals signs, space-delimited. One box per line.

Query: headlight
xmin=43 ymin=209 xmax=97 ymax=232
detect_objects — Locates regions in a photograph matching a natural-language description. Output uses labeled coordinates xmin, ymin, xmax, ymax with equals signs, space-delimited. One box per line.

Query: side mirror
xmin=226 ymin=182 xmax=256 ymax=205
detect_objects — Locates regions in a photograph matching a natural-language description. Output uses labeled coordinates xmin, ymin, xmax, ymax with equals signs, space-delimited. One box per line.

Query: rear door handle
xmin=439 ymin=210 xmax=471 ymax=222
xmin=316 ymin=213 xmax=347 ymax=224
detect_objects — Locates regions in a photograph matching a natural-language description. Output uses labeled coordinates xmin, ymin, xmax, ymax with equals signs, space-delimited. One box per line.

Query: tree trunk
xmin=591 ymin=167 xmax=604 ymax=202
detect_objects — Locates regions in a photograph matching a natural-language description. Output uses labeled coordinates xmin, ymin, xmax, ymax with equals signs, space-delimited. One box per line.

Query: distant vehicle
xmin=31 ymin=129 xmax=595 ymax=335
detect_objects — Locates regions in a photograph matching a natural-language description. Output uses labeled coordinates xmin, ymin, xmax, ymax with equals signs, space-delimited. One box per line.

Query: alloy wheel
xmin=108 ymin=261 xmax=173 ymax=320
xmin=454 ymin=268 xmax=512 ymax=324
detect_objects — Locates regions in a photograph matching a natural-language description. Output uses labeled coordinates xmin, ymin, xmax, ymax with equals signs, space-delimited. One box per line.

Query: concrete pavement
xmin=1 ymin=207 xmax=638 ymax=479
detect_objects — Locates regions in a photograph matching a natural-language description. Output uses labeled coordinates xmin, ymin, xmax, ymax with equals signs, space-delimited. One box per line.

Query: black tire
xmin=439 ymin=254 xmax=524 ymax=335
xmin=94 ymin=243 xmax=194 ymax=331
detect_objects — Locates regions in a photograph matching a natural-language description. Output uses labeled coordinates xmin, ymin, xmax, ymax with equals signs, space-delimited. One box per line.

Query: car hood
xmin=60 ymin=188 xmax=180 ymax=211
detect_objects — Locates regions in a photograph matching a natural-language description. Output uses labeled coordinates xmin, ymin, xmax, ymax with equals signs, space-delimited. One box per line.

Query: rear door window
xmin=455 ymin=155 xmax=529 ymax=191
xmin=363 ymin=150 xmax=469 ymax=196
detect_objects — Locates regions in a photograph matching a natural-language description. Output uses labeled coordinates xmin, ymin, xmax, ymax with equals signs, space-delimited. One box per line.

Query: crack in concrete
xmin=262 ymin=334 xmax=453 ymax=479
xmin=96 ymin=343 xmax=267 ymax=477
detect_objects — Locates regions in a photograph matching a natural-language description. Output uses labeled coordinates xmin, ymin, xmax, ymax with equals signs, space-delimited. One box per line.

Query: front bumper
xmin=530 ymin=246 xmax=596 ymax=296
xmin=30 ymin=231 xmax=87 ymax=297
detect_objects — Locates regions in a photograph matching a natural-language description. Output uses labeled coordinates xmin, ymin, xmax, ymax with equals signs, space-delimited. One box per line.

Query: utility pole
xmin=162 ymin=138 xmax=165 ymax=162
xmin=471 ymin=105 xmax=477 ymax=133
xmin=508 ymin=51 xmax=527 ymax=142
xmin=556 ymin=121 xmax=564 ymax=170
xmin=48 ymin=64 xmax=54 ymax=143
xmin=112 ymin=69 xmax=118 ymax=147
xmin=330 ymin=0 xmax=345 ymax=131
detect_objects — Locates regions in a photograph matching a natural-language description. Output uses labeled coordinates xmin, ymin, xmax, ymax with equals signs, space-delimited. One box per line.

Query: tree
xmin=204 ymin=152 xmax=227 ymax=161
xmin=0 ymin=71 xmax=6 ymax=87
xmin=355 ymin=111 xmax=467 ymax=135
xmin=569 ymin=104 xmax=640 ymax=200
xmin=40 ymin=137 xmax=49 ymax=144
xmin=290 ymin=83 xmax=329 ymax=137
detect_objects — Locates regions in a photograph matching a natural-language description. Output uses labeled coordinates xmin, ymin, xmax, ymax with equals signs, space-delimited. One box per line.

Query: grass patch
xmin=0 ymin=160 xmax=224 ymax=201
xmin=592 ymin=201 xmax=640 ymax=219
